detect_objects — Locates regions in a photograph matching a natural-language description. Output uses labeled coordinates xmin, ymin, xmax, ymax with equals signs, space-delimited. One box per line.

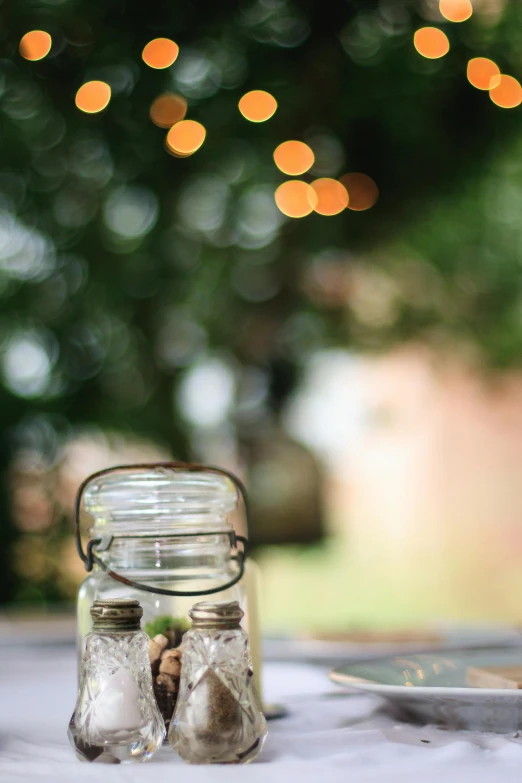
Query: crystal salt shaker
xmin=68 ymin=599 xmax=165 ymax=763
xmin=168 ymin=601 xmax=267 ymax=764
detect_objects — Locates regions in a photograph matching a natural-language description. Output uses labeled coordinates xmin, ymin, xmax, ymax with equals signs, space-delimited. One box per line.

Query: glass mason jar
xmin=74 ymin=464 xmax=253 ymax=704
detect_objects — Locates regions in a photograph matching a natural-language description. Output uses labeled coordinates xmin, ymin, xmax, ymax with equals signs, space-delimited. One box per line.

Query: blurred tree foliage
xmin=1 ymin=0 xmax=522 ymax=603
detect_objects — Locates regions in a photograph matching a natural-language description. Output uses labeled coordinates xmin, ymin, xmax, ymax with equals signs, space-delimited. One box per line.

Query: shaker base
xmin=68 ymin=719 xmax=164 ymax=764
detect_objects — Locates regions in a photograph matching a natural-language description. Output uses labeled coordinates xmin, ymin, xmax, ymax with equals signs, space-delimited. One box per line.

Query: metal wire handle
xmin=74 ymin=461 xmax=250 ymax=597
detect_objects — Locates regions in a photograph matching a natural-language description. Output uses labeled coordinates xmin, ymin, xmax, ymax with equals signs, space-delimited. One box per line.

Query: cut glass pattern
xmin=68 ymin=630 xmax=165 ymax=763
xmin=168 ymin=627 xmax=266 ymax=764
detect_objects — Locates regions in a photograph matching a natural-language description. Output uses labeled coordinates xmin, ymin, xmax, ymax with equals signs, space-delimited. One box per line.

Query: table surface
xmin=3 ymin=644 xmax=522 ymax=783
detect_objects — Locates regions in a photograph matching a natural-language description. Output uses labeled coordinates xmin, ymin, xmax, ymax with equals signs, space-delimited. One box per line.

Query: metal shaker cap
xmin=189 ymin=600 xmax=243 ymax=629
xmin=90 ymin=598 xmax=143 ymax=632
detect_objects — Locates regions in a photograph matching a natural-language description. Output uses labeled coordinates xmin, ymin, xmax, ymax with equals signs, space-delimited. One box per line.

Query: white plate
xmin=329 ymin=646 xmax=522 ymax=733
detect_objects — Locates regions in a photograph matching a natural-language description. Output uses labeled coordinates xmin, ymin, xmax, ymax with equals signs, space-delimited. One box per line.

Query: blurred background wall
xmin=2 ymin=0 xmax=522 ymax=632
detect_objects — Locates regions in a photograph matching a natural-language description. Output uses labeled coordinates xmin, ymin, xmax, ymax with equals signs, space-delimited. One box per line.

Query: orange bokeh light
xmin=75 ymin=81 xmax=111 ymax=114
xmin=238 ymin=90 xmax=277 ymax=122
xmin=164 ymin=139 xmax=191 ymax=158
xmin=19 ymin=30 xmax=52 ymax=61
xmin=439 ymin=0 xmax=473 ymax=22
xmin=273 ymin=141 xmax=314 ymax=176
xmin=274 ymin=181 xmax=318 ymax=218
xmin=311 ymin=179 xmax=349 ymax=216
xmin=340 ymin=173 xmax=379 ymax=211
xmin=413 ymin=27 xmax=450 ymax=59
xmin=166 ymin=120 xmax=206 ymax=155
xmin=142 ymin=38 xmax=179 ymax=69
xmin=467 ymin=58 xmax=501 ymax=90
xmin=489 ymin=75 xmax=522 ymax=109
xmin=150 ymin=93 xmax=187 ymax=128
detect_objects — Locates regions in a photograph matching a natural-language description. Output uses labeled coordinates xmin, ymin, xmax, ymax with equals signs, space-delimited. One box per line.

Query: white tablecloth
xmin=3 ymin=645 xmax=522 ymax=783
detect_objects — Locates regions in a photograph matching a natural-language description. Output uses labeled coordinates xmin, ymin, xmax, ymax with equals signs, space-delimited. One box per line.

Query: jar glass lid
xmin=82 ymin=467 xmax=238 ymax=537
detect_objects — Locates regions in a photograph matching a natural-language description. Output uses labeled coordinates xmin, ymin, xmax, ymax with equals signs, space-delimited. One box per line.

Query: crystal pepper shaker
xmin=168 ymin=600 xmax=267 ymax=764
xmin=68 ymin=599 xmax=165 ymax=763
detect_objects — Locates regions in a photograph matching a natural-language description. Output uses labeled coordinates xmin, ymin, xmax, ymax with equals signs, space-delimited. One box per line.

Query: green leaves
xmin=145 ymin=614 xmax=190 ymax=641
